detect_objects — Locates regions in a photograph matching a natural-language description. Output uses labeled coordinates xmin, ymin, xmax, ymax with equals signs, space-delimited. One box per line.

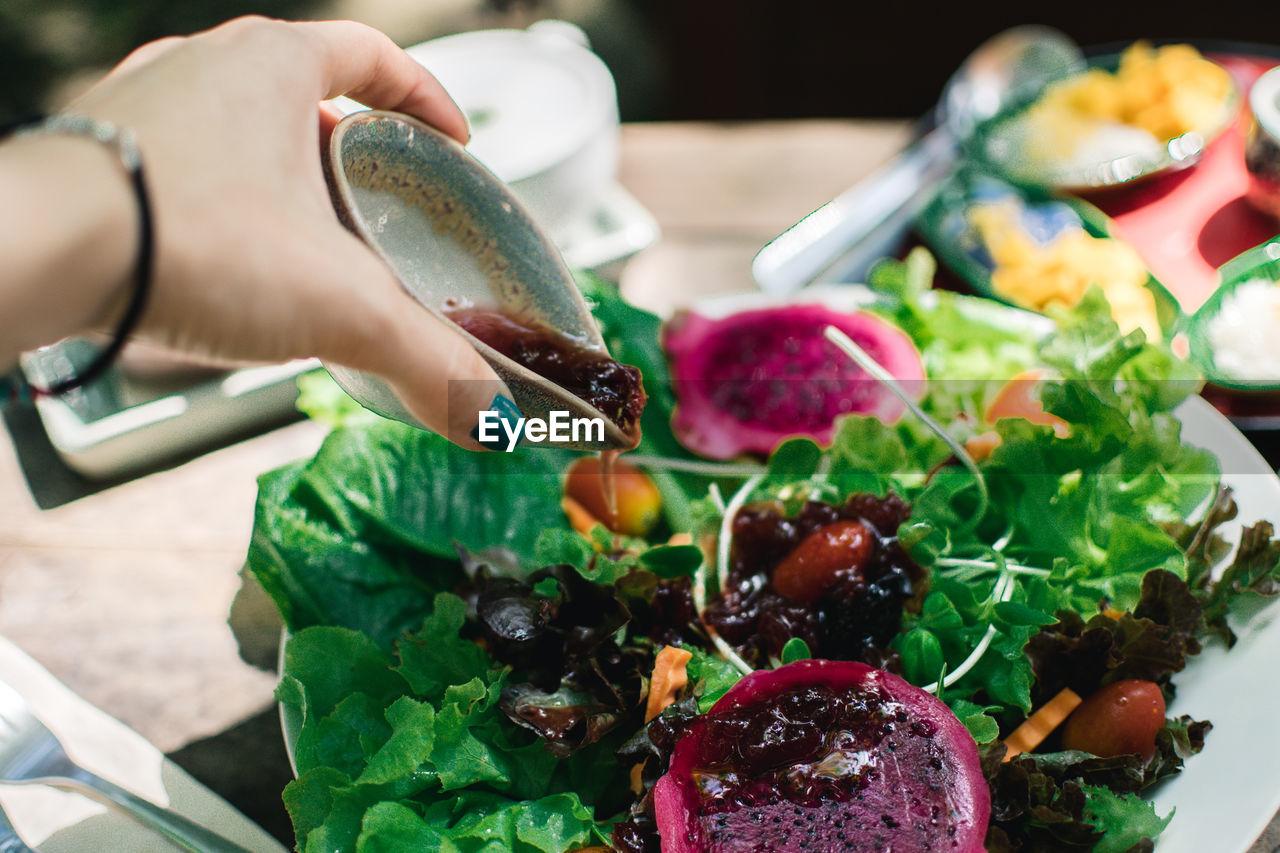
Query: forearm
xmin=0 ymin=17 xmax=498 ymax=446
xmin=0 ymin=133 xmax=136 ymax=368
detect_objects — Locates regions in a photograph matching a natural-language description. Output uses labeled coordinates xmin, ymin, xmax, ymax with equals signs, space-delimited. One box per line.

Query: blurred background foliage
xmin=1 ymin=0 xmax=318 ymax=118
xmin=3 ymin=0 xmax=1278 ymax=124
xmin=0 ymin=0 xmax=666 ymax=122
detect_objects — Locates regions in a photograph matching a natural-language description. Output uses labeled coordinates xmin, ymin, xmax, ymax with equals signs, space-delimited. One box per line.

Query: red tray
xmin=1088 ymin=53 xmax=1280 ymax=312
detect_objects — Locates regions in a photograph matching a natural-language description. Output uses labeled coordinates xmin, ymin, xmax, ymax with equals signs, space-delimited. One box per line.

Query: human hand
xmin=65 ymin=16 xmax=509 ymax=446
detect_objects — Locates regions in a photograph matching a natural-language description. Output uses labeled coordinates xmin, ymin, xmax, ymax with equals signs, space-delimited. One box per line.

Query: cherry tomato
xmin=1061 ymin=679 xmax=1166 ymax=760
xmin=564 ymin=456 xmax=662 ymax=537
xmin=771 ymin=520 xmax=874 ymax=603
xmin=985 ymin=369 xmax=1069 ymax=437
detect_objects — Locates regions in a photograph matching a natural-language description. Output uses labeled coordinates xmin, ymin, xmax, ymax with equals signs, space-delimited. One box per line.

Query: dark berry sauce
xmin=688 ymin=684 xmax=907 ymax=808
xmin=679 ymin=683 xmax=957 ymax=852
xmin=704 ymin=494 xmax=925 ymax=668
xmin=447 ymin=308 xmax=645 ymax=439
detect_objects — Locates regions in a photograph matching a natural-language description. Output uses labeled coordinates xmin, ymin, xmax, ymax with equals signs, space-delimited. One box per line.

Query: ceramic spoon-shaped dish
xmin=323 ymin=110 xmax=635 ymax=451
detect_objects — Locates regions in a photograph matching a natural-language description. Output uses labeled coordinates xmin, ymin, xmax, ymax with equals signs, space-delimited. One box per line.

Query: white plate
xmin=1151 ymin=394 xmax=1280 ymax=853
xmin=682 ymin=288 xmax=1280 ymax=850
xmin=277 ymin=295 xmax=1280 ymax=851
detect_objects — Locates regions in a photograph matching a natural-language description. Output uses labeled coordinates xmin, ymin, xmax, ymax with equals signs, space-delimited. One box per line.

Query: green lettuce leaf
xmin=247 ymin=421 xmax=576 ymax=648
xmin=395 ymin=593 xmax=491 ymax=704
xmin=1079 ymin=784 xmax=1171 ymax=853
xmin=292 ymin=421 xmax=570 ymax=560
xmin=1199 ymin=520 xmax=1280 ymax=646
xmin=279 ymin=617 xmax=620 ymax=853
xmin=295 ymin=370 xmax=384 ymax=430
xmin=683 ymin=647 xmax=743 ymax=713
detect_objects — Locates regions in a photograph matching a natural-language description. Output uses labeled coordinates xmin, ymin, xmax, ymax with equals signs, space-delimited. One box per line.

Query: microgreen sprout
xmin=935 ymin=556 xmax=1051 ymax=581
xmin=708 ymin=483 xmax=727 ymax=514
xmin=824 ymin=325 xmax=989 ymax=529
xmin=708 ymin=626 xmax=755 ymax=676
xmin=717 ymin=471 xmax=765 ymax=593
xmin=923 ymin=563 xmax=1017 ymax=694
xmin=625 ymin=454 xmax=765 ymax=479
xmin=693 ymin=477 xmax=759 ymax=676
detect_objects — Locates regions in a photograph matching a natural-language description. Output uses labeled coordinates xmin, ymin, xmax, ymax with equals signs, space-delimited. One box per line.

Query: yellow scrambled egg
xmin=1029 ymin=42 xmax=1233 ymax=143
xmin=968 ymin=202 xmax=1160 ymax=339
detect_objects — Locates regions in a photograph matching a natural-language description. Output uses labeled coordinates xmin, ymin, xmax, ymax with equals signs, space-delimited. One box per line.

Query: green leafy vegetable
xmin=1198 ymin=520 xmax=1280 ymax=646
xmin=279 ymin=620 xmax=619 ymax=852
xmin=248 ymin=421 xmax=573 ymax=648
xmin=395 ymin=593 xmax=491 ymax=704
xmin=254 ymin=255 xmax=1280 ymax=853
xmin=980 ymin=729 xmax=1193 ymax=853
xmin=1079 ymin=785 xmax=1171 ymax=853
xmin=1024 ymin=570 xmax=1203 ymax=707
xmin=295 ymin=370 xmax=383 ymax=429
xmin=779 ymin=637 xmax=811 ymax=664
xmin=948 ymin=698 xmax=1001 ymax=744
xmin=683 ymin=648 xmax=743 ymax=713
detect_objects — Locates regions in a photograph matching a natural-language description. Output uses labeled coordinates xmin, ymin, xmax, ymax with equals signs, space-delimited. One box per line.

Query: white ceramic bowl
xmin=404 ymin=21 xmax=620 ymax=237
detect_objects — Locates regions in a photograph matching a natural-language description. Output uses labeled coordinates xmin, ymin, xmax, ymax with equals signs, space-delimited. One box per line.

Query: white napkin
xmin=0 ymin=636 xmax=286 ymax=852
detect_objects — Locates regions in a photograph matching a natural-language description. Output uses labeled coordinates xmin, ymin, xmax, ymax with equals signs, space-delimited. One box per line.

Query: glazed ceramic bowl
xmin=976 ymin=51 xmax=1239 ymax=193
xmin=321 ymin=110 xmax=634 ymax=450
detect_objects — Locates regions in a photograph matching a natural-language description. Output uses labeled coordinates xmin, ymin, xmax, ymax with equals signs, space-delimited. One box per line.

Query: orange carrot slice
xmin=986 ymin=369 xmax=1070 ymax=438
xmin=964 ymin=430 xmax=1003 ymax=463
xmin=562 ymin=495 xmax=600 ymax=536
xmin=1002 ymin=687 xmax=1083 ymax=761
xmin=646 ymin=646 xmax=694 ymax=723
xmin=629 ymin=763 xmax=645 ymax=795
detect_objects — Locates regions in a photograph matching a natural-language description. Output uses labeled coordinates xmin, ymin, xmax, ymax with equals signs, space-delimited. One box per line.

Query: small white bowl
xmin=404 ymin=22 xmax=621 ymax=236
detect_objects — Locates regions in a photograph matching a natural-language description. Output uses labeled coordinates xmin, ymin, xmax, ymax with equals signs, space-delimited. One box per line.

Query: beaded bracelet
xmin=1 ymin=113 xmax=154 ymax=398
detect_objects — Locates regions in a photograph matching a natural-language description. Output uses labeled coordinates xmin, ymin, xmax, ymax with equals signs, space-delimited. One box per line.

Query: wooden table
xmin=2 ymin=119 xmax=1277 ymax=851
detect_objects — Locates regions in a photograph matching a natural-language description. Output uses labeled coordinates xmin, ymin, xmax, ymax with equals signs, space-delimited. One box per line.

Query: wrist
xmin=0 ymin=131 xmax=139 ymax=357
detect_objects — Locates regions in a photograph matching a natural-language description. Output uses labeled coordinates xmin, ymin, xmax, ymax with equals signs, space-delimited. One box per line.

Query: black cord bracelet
xmin=2 ymin=113 xmax=154 ymax=397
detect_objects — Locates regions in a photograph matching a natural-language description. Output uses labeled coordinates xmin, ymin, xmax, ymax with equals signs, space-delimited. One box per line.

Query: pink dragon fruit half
xmin=662 ymin=304 xmax=926 ymax=459
xmin=652 ymin=659 xmax=990 ymax=853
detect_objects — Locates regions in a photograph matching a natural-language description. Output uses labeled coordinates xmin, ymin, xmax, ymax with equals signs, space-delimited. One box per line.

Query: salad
xmin=248 ymin=252 xmax=1280 ymax=852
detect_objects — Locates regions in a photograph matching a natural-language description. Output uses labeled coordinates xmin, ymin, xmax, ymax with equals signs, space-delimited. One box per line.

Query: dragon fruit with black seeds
xmin=652 ymin=659 xmax=990 ymax=852
xmin=662 ymin=304 xmax=926 ymax=459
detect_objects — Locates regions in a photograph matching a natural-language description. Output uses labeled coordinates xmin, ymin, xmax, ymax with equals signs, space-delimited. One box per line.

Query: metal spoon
xmin=750 ymin=26 xmax=1085 ymax=294
xmin=323 ymin=110 xmax=635 ymax=451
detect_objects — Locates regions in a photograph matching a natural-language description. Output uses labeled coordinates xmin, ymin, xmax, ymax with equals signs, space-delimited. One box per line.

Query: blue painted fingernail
xmin=470 ymin=394 xmax=523 ymax=450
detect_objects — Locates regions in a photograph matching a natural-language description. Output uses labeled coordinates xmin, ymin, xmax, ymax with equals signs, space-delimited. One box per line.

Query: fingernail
xmin=469 ymin=394 xmax=523 ymax=451
xmin=448 ymin=374 xmax=519 ymax=451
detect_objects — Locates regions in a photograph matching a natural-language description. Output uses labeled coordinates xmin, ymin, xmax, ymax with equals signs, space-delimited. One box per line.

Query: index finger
xmin=300 ymin=19 xmax=469 ymax=143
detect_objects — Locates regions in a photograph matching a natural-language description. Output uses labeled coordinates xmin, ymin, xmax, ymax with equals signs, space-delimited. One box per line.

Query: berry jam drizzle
xmin=704 ymin=494 xmax=925 ymax=668
xmin=680 ymin=683 xmax=958 ymax=853
xmin=447 ymin=307 xmax=646 ymax=442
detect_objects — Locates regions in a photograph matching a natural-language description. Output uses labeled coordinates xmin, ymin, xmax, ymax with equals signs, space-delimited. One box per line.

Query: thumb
xmin=308 ymin=233 xmax=512 ymax=450
xmin=381 ymin=300 xmax=518 ymax=451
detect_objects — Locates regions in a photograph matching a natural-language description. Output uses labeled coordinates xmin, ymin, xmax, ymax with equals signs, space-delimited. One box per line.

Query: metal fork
xmin=0 ymin=802 xmax=37 ymax=853
xmin=0 ymin=679 xmax=252 ymax=853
